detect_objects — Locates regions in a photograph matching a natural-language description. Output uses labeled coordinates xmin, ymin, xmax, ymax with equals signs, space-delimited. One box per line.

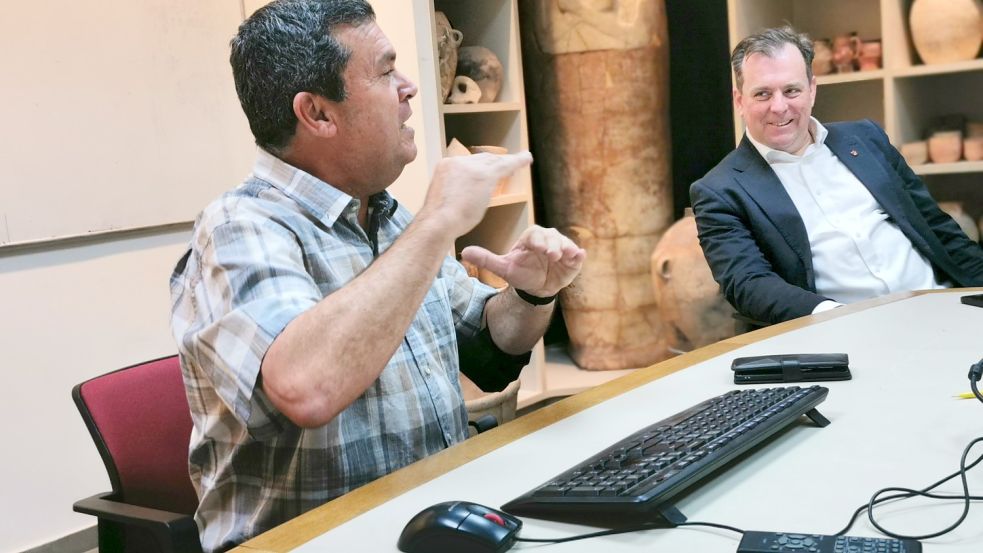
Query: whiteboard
xmin=0 ymin=0 xmax=255 ymax=246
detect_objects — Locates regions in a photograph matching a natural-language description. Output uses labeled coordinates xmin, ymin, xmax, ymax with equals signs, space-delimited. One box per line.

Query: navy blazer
xmin=690 ymin=119 xmax=983 ymax=324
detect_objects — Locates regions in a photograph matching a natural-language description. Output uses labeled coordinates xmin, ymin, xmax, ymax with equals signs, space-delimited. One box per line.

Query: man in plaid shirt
xmin=169 ymin=1 xmax=585 ymax=551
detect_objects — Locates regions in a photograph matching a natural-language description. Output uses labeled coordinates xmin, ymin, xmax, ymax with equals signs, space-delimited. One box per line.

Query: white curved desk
xmin=235 ymin=289 xmax=983 ymax=552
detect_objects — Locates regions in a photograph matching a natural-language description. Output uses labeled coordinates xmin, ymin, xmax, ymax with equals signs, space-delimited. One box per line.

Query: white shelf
xmin=912 ymin=160 xmax=983 ymax=176
xmin=488 ymin=191 xmax=530 ymax=208
xmin=817 ymin=69 xmax=885 ymax=86
xmin=894 ymin=58 xmax=983 ymax=79
xmin=441 ymin=101 xmax=523 ymax=115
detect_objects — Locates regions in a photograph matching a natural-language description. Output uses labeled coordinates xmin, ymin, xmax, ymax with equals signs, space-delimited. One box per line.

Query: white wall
xmin=0 ymin=1 xmax=432 ymax=551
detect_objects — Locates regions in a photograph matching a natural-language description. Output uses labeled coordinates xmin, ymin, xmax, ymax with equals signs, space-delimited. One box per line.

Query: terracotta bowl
xmin=964 ymin=136 xmax=983 ymax=162
xmin=928 ymin=131 xmax=963 ymax=163
xmin=901 ymin=141 xmax=928 ymax=165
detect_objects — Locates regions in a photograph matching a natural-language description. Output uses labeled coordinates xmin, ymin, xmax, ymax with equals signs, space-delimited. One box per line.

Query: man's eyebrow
xmin=378 ymin=50 xmax=396 ymax=67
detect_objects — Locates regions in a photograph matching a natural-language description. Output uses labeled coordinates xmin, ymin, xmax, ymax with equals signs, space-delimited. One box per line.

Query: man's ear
xmin=292 ymin=92 xmax=338 ymax=138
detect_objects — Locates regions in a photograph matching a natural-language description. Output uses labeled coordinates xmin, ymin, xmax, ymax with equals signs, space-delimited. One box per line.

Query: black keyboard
xmin=502 ymin=386 xmax=830 ymax=525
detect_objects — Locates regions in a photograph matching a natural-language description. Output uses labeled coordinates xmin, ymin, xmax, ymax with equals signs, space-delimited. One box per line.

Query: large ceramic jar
xmin=909 ymin=0 xmax=983 ymax=64
xmin=519 ymin=0 xmax=672 ymax=370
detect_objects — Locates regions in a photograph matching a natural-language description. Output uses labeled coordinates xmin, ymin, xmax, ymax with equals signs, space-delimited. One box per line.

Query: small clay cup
xmin=928 ymin=131 xmax=962 ymax=163
xmin=900 ymin=141 xmax=928 ymax=165
xmin=964 ymin=136 xmax=983 ymax=162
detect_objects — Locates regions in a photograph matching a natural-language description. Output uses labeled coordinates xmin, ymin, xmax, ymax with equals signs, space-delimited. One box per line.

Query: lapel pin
xmin=850 ymin=149 xmax=859 ymax=157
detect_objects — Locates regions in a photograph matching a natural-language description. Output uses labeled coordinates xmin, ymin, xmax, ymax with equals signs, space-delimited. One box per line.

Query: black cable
xmin=513 ymin=520 xmax=744 ymax=545
xmin=969 ymin=358 xmax=983 ymax=404
xmin=867 ymin=437 xmax=983 ymax=540
xmin=835 ymin=438 xmax=983 ymax=537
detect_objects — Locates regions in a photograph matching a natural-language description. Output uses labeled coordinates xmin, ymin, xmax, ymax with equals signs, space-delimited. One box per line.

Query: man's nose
xmin=768 ymin=94 xmax=787 ymax=112
xmin=398 ymin=71 xmax=418 ymax=101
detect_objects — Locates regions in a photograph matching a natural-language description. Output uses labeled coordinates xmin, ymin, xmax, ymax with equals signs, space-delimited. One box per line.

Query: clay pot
xmin=928 ymin=131 xmax=963 ymax=163
xmin=812 ymin=39 xmax=834 ymax=76
xmin=435 ymin=11 xmax=463 ymax=102
xmin=964 ymin=136 xmax=983 ymax=161
xmin=459 ymin=376 xmax=520 ymax=437
xmin=456 ymin=46 xmax=504 ymax=103
xmin=858 ymin=40 xmax=882 ymax=71
xmin=901 ymin=141 xmax=928 ymax=165
xmin=832 ymin=33 xmax=861 ymax=73
xmin=448 ymin=75 xmax=482 ymax=104
xmin=650 ymin=213 xmax=738 ymax=353
xmin=519 ymin=1 xmax=672 ymax=370
xmin=909 ymin=0 xmax=983 ymax=65
xmin=938 ymin=201 xmax=980 ymax=242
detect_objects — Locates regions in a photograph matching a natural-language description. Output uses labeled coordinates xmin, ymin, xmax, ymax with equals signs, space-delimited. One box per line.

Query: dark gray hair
xmin=230 ymin=0 xmax=376 ymax=154
xmin=730 ymin=26 xmax=814 ymax=90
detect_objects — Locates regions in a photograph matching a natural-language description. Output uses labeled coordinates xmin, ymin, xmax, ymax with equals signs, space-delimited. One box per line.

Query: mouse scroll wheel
xmin=482 ymin=513 xmax=506 ymax=526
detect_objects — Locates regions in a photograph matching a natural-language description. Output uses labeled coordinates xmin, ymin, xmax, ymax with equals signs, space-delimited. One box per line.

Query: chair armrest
xmin=74 ymin=492 xmax=202 ymax=553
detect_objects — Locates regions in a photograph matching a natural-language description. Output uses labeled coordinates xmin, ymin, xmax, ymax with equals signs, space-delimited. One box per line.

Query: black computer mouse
xmin=397 ymin=500 xmax=523 ymax=553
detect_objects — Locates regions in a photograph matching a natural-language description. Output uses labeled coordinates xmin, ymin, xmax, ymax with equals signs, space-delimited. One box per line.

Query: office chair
xmin=72 ymin=355 xmax=202 ymax=553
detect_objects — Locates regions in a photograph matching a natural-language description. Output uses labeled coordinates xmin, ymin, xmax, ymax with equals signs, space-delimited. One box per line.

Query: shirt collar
xmin=251 ymin=148 xmax=396 ymax=226
xmin=746 ymin=117 xmax=827 ymax=163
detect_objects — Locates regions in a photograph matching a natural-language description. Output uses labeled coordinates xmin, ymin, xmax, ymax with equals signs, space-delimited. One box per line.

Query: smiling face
xmin=734 ymin=43 xmax=817 ymax=156
xmin=332 ymin=21 xmax=418 ymax=191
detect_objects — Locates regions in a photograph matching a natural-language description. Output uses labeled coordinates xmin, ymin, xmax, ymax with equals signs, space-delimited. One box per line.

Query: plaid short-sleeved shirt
xmin=169 ymin=149 xmax=496 ymax=552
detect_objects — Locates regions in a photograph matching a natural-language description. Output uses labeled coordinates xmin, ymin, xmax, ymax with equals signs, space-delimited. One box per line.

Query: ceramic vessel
xmin=650 ymin=212 xmax=738 ymax=353
xmin=909 ymin=0 xmax=983 ymax=64
xmin=520 ymin=0 xmax=672 ymax=370
xmin=456 ymin=46 xmax=504 ymax=103
xmin=832 ymin=33 xmax=861 ymax=73
xmin=928 ymin=131 xmax=963 ymax=163
xmin=812 ymin=39 xmax=834 ymax=76
xmin=447 ymin=75 xmax=481 ymax=104
xmin=435 ymin=11 xmax=463 ymax=102
xmin=964 ymin=136 xmax=983 ymax=161
xmin=901 ymin=141 xmax=928 ymax=165
xmin=938 ymin=202 xmax=980 ymax=242
xmin=858 ymin=40 xmax=882 ymax=71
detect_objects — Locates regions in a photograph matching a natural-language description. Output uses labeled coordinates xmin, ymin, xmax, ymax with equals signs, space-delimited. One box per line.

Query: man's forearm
xmin=484 ymin=287 xmax=555 ymax=355
xmin=260 ymin=214 xmax=455 ymax=428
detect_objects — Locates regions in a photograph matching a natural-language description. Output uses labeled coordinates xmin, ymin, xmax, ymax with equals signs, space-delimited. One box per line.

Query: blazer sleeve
xmin=690 ymin=177 xmax=830 ymax=324
xmin=863 ymin=120 xmax=983 ymax=285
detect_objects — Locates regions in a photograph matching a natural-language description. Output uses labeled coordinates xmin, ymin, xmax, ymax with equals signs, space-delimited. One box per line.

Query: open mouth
xmin=772 ymin=119 xmax=793 ymax=127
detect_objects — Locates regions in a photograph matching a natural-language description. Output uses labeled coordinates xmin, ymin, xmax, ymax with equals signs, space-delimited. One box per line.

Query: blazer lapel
xmin=731 ymin=137 xmax=814 ymax=274
xmin=824 ymin=127 xmax=934 ymax=254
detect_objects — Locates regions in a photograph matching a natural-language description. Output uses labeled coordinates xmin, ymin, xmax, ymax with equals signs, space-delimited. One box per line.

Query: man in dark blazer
xmin=691 ymin=26 xmax=983 ymax=324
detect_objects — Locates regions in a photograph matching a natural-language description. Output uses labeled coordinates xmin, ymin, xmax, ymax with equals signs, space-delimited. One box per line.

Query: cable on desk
xmin=834 ymin=437 xmax=983 ymax=540
xmin=513 ymin=520 xmax=744 ymax=545
xmin=969 ymin=358 xmax=983 ymax=404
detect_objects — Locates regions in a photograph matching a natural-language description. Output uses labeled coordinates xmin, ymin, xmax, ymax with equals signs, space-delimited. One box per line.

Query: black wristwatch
xmin=514 ymin=287 xmax=557 ymax=306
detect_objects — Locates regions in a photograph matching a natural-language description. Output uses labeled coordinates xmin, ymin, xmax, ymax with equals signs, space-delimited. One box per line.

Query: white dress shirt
xmin=747 ymin=118 xmax=945 ymax=312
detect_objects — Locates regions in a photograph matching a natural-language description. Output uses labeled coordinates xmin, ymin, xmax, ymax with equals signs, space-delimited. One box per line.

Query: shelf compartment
xmin=455 ymin=201 xmax=531 ymax=257
xmin=434 ymin=0 xmax=521 ymax=105
xmin=813 ymin=79 xmax=885 ymax=128
xmin=893 ymin=70 xmax=983 ymax=143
